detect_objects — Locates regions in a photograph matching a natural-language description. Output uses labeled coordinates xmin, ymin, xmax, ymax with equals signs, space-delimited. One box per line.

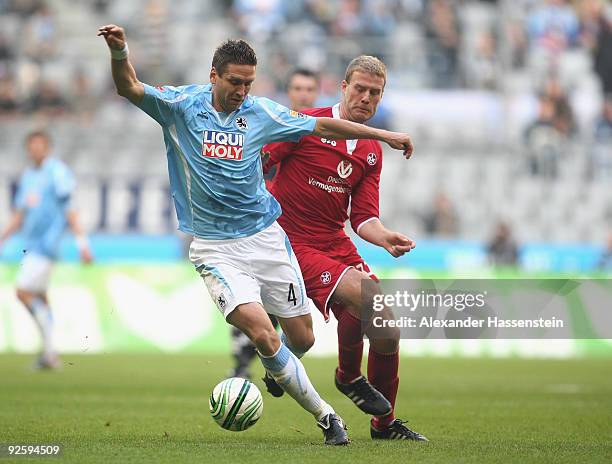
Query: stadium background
xmin=0 ymin=0 xmax=611 ymax=359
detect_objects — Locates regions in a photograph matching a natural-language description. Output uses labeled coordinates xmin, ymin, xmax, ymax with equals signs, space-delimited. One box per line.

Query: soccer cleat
xmin=317 ymin=413 xmax=350 ymax=445
xmin=34 ymin=353 xmax=61 ymax=370
xmin=334 ymin=371 xmax=392 ymax=416
xmin=371 ymin=419 xmax=429 ymax=441
xmin=262 ymin=371 xmax=284 ymax=398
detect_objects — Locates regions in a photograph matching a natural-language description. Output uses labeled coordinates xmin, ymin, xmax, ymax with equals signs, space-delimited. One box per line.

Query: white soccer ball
xmin=209 ymin=377 xmax=264 ymax=431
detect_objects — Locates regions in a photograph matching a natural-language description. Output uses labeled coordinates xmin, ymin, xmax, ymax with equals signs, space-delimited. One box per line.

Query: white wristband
xmin=110 ymin=43 xmax=129 ymax=60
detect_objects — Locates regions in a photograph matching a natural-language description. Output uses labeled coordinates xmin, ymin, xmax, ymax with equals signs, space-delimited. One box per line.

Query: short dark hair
xmin=212 ymin=39 xmax=257 ymax=76
xmin=25 ymin=130 xmax=51 ymax=145
xmin=287 ymin=68 xmax=319 ymax=88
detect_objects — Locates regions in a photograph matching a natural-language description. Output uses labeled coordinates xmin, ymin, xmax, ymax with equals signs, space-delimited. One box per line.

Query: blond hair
xmin=344 ymin=55 xmax=387 ymax=85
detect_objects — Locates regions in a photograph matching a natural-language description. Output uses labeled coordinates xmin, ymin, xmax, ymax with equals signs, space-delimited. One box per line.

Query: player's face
xmin=26 ymin=135 xmax=50 ymax=166
xmin=210 ymin=63 xmax=256 ymax=113
xmin=340 ymin=71 xmax=385 ymax=124
xmin=287 ymin=74 xmax=318 ymax=111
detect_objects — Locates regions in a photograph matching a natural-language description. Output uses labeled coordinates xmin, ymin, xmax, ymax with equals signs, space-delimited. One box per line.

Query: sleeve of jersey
xmin=136 ymin=84 xmax=188 ymax=126
xmin=350 ymin=150 xmax=382 ymax=234
xmin=262 ymin=141 xmax=297 ymax=174
xmin=256 ymin=97 xmax=316 ymax=143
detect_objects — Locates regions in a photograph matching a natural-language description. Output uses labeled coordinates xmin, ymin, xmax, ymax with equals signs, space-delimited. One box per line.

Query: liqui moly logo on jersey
xmin=202 ymin=131 xmax=244 ymax=160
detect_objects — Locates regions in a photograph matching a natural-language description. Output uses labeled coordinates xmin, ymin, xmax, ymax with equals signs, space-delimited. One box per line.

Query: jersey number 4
xmin=288 ymin=283 xmax=297 ymax=306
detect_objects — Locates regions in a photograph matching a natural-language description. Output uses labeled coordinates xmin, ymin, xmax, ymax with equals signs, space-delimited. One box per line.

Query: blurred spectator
xmin=425 ymin=0 xmax=460 ymax=88
xmin=364 ymin=0 xmax=396 ymax=37
xmin=524 ymin=93 xmax=563 ymax=177
xmin=466 ymin=29 xmax=500 ymax=90
xmin=0 ymin=76 xmax=19 ymax=116
xmin=331 ymin=0 xmax=364 ymax=37
xmin=0 ymin=32 xmax=15 ymax=62
xmin=232 ymin=0 xmax=286 ymax=41
xmin=487 ymin=221 xmax=519 ymax=267
xmin=70 ymin=69 xmax=96 ymax=123
xmin=579 ymin=0 xmax=612 ymax=94
xmin=525 ymin=78 xmax=576 ymax=177
xmin=9 ymin=0 xmax=41 ymax=17
xmin=23 ymin=3 xmax=58 ymax=61
xmin=588 ymin=95 xmax=612 ymax=179
xmin=28 ymin=80 xmax=69 ymax=116
xmin=423 ymin=192 xmax=459 ymax=237
xmin=598 ymin=231 xmax=612 ymax=271
xmin=136 ymin=0 xmax=171 ymax=85
xmin=527 ymin=0 xmax=580 ymax=54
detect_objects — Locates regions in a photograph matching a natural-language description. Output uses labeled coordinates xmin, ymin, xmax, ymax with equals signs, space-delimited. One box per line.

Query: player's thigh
xmin=189 ymin=238 xmax=262 ymax=320
xmin=252 ymin=223 xmax=311 ymax=318
xmin=331 ymin=268 xmax=370 ymax=312
xmin=292 ymin=244 xmax=351 ymax=321
xmin=15 ymin=253 xmax=53 ymax=295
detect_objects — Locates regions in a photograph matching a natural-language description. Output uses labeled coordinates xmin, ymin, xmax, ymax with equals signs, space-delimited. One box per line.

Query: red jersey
xmin=263 ymin=105 xmax=382 ymax=244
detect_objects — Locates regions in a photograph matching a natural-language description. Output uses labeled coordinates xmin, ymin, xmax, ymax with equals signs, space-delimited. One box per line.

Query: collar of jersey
xmin=201 ymin=83 xmax=254 ymax=126
xmin=332 ymin=103 xmax=357 ymax=155
xmin=31 ymin=156 xmax=52 ymax=172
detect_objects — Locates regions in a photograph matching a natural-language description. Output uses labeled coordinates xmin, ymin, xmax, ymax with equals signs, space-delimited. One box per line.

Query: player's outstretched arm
xmin=313 ymin=117 xmax=413 ymax=158
xmin=97 ymin=24 xmax=144 ymax=104
xmin=358 ymin=218 xmax=416 ymax=258
xmin=0 ymin=210 xmax=23 ymax=252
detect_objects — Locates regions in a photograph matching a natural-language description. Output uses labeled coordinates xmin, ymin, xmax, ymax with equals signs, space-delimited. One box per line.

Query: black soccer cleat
xmin=262 ymin=371 xmax=284 ymax=398
xmin=317 ymin=413 xmax=350 ymax=445
xmin=334 ymin=371 xmax=392 ymax=416
xmin=371 ymin=419 xmax=429 ymax=441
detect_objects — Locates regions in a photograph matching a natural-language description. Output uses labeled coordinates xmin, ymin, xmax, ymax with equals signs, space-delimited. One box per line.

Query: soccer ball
xmin=209 ymin=377 xmax=263 ymax=431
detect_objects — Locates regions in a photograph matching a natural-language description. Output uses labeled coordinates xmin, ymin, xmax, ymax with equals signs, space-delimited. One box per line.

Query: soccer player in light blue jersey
xmin=0 ymin=131 xmax=93 ymax=369
xmin=99 ymin=24 xmax=413 ymax=445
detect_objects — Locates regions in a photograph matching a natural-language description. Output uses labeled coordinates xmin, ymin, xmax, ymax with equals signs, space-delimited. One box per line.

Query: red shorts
xmin=291 ymin=235 xmax=377 ymax=321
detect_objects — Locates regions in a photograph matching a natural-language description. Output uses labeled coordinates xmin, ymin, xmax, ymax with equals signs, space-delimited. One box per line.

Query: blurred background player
xmin=229 ymin=67 xmax=320 ymax=380
xmin=99 ymin=24 xmax=413 ymax=445
xmin=286 ymin=68 xmax=320 ymax=112
xmin=0 ymin=130 xmax=93 ymax=369
xmin=262 ymin=56 xmax=427 ymax=441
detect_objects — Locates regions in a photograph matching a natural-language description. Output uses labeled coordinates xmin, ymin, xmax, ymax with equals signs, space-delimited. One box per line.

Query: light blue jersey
xmin=15 ymin=157 xmax=75 ymax=259
xmin=136 ymin=83 xmax=316 ymax=239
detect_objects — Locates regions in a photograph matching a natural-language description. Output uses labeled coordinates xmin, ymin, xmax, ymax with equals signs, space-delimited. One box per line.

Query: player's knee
xmin=294 ymin=331 xmax=315 ymax=353
xmin=371 ymin=336 xmax=399 ymax=354
xmin=16 ymin=288 xmax=30 ymax=305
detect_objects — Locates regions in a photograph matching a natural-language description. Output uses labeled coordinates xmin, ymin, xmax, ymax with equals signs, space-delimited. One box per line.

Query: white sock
xmin=260 ymin=344 xmax=334 ymax=421
xmin=30 ymin=298 xmax=55 ymax=358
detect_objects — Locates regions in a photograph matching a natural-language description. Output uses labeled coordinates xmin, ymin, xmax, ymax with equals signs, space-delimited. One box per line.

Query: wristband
xmin=110 ymin=43 xmax=129 ymax=60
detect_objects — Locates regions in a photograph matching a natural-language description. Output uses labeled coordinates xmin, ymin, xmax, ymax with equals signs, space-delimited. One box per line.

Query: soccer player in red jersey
xmin=262 ymin=56 xmax=428 ymax=442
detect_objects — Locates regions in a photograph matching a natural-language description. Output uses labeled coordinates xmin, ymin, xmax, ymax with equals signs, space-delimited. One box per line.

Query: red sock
xmin=334 ymin=307 xmax=364 ymax=384
xmin=368 ymin=348 xmax=399 ymax=429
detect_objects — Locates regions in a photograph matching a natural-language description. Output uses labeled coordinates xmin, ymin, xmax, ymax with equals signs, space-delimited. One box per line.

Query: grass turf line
xmin=0 ymin=354 xmax=610 ymax=463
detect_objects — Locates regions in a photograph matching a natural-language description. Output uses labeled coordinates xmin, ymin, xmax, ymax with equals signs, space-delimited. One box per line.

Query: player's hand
xmin=383 ymin=231 xmax=416 ymax=258
xmin=385 ymin=132 xmax=413 ymax=159
xmin=80 ymin=247 xmax=94 ymax=265
xmin=97 ymin=24 xmax=126 ymax=50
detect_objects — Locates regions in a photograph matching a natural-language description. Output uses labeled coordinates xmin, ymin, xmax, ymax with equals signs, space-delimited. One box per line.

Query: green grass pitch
xmin=0 ymin=354 xmax=610 ymax=463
